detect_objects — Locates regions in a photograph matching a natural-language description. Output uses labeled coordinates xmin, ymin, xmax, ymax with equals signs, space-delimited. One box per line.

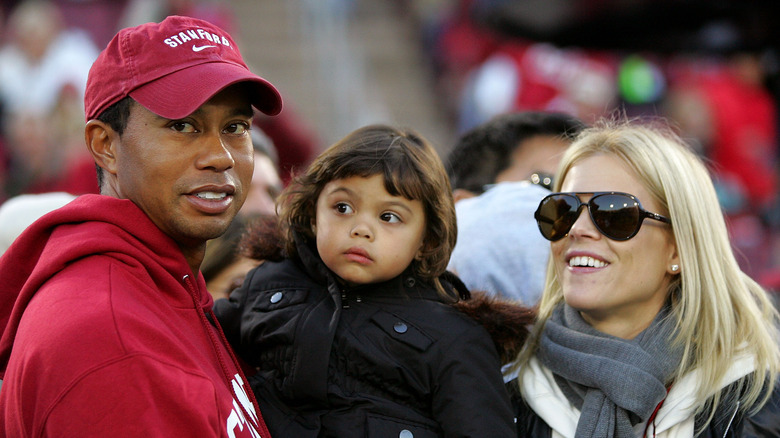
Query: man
xmin=446 ymin=111 xmax=583 ymax=201
xmin=445 ymin=111 xmax=584 ymax=304
xmin=0 ymin=16 xmax=282 ymax=437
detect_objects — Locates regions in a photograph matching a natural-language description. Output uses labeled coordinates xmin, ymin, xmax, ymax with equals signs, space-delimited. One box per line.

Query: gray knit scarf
xmin=538 ymin=304 xmax=682 ymax=438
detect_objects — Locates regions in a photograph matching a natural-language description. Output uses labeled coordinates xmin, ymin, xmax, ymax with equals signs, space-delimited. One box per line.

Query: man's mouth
xmin=195 ymin=191 xmax=228 ymax=200
xmin=186 ymin=186 xmax=235 ymax=214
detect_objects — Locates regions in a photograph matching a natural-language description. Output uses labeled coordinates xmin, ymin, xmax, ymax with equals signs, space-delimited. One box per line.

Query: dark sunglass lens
xmin=590 ymin=194 xmax=641 ymax=240
xmin=536 ymin=195 xmax=580 ymax=240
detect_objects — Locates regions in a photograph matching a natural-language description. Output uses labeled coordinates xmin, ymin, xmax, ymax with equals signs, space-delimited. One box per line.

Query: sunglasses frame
xmin=534 ymin=191 xmax=671 ymax=241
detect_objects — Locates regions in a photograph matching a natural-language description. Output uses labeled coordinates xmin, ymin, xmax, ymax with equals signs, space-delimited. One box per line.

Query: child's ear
xmin=310 ymin=219 xmax=316 ymax=235
xmin=414 ymin=241 xmax=425 ymax=260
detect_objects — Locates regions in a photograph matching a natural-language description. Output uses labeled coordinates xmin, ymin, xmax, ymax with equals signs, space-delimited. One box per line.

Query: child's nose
xmin=351 ymin=221 xmax=373 ymax=239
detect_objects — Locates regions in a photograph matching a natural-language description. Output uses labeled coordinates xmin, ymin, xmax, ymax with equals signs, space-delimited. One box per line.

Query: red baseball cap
xmin=84 ymin=15 xmax=282 ymax=121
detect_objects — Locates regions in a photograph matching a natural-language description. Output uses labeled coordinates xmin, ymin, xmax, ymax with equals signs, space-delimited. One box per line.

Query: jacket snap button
xmin=393 ymin=322 xmax=408 ymax=334
xmin=399 ymin=430 xmax=413 ymax=438
xmin=270 ymin=292 xmax=283 ymax=304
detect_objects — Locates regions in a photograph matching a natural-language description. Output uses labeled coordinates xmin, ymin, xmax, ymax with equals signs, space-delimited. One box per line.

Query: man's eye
xmin=225 ymin=123 xmax=249 ymax=134
xmin=380 ymin=212 xmax=401 ymax=223
xmin=170 ymin=121 xmax=196 ymax=133
xmin=335 ymin=203 xmax=353 ymax=214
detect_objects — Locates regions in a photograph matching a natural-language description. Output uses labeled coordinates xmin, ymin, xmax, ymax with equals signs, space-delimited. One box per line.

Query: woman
xmin=512 ymin=119 xmax=780 ymax=437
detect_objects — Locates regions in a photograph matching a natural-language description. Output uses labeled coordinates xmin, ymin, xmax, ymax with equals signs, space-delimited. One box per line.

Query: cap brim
xmin=129 ymin=61 xmax=282 ymax=119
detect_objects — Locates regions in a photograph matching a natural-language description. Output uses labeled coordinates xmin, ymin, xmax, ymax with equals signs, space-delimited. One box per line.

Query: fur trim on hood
xmin=239 ymin=214 xmax=286 ymax=262
xmin=453 ymin=291 xmax=535 ymax=365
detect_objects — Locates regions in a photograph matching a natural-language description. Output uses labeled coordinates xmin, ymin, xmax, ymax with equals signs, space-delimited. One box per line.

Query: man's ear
xmin=84 ymin=120 xmax=118 ymax=177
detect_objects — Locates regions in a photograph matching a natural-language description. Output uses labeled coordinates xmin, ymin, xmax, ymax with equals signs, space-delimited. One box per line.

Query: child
xmin=214 ymin=124 xmax=518 ymax=437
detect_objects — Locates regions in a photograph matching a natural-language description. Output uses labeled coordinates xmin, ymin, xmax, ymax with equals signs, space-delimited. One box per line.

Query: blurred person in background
xmin=664 ymin=52 xmax=777 ymax=215
xmin=241 ymin=128 xmax=283 ymax=218
xmin=446 ymin=111 xmax=584 ymax=304
xmin=446 ymin=111 xmax=584 ymax=201
xmin=51 ymin=0 xmax=131 ymax=48
xmin=0 ymin=0 xmax=97 ymax=118
xmin=201 ymin=213 xmax=262 ymax=301
xmin=2 ymin=83 xmax=99 ymax=198
xmin=0 ymin=0 xmax=99 ymax=199
xmin=663 ymin=51 xmax=780 ymax=292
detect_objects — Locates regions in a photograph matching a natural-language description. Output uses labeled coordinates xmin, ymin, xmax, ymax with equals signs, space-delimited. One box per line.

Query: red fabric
xmin=0 ymin=195 xmax=270 ymax=437
xmin=699 ymin=70 xmax=778 ymax=208
xmin=24 ymin=156 xmax=99 ymax=196
xmin=434 ymin=0 xmax=500 ymax=73
xmin=481 ymin=41 xmax=617 ymax=116
xmin=53 ymin=0 xmax=131 ymax=48
xmin=256 ymin=110 xmax=321 ymax=185
xmin=85 ymin=15 xmax=281 ymax=120
xmin=0 ymin=138 xmax=8 ymax=205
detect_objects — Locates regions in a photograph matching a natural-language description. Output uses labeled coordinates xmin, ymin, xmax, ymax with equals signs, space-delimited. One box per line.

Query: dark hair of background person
xmin=201 ymin=214 xmax=251 ymax=286
xmin=446 ymin=111 xmax=585 ymax=195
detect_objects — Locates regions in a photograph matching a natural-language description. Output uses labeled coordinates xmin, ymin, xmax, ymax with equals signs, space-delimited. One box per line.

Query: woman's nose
xmin=567 ymin=206 xmax=600 ymax=239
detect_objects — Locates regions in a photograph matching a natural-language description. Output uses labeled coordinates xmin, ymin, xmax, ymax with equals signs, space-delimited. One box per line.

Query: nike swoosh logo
xmin=192 ymin=45 xmax=217 ymax=52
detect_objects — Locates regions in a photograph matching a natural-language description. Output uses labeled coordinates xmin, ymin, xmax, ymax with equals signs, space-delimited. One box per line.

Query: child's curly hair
xmin=276 ymin=124 xmax=457 ymax=299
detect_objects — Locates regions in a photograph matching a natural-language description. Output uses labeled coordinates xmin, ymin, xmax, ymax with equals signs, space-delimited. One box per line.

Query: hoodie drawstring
xmin=183 ymin=274 xmax=269 ymax=437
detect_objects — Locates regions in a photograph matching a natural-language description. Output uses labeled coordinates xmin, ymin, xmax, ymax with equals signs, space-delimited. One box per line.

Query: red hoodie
xmin=0 ymin=195 xmax=270 ymax=437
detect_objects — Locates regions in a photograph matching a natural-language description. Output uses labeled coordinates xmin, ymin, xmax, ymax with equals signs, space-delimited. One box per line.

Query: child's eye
xmin=380 ymin=212 xmax=401 ymax=223
xmin=335 ymin=203 xmax=353 ymax=214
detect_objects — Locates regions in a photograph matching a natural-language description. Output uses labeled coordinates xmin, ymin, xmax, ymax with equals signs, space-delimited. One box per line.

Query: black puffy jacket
xmin=214 ymin=235 xmax=517 ymax=438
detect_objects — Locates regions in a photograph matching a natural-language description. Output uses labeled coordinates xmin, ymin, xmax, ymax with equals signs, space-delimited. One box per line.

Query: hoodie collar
xmin=0 ymin=194 xmax=199 ymax=377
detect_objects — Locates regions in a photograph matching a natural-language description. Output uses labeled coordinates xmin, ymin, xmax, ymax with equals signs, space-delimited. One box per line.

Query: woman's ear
xmin=85 ymin=120 xmax=118 ymax=177
xmin=666 ymin=244 xmax=681 ymax=276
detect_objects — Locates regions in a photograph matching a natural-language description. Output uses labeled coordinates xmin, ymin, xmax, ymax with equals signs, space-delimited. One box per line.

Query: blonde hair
xmin=516 ymin=118 xmax=780 ymax=425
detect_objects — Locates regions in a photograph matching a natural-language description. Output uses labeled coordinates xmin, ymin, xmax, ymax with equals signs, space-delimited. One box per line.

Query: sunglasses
xmin=534 ymin=192 xmax=671 ymax=241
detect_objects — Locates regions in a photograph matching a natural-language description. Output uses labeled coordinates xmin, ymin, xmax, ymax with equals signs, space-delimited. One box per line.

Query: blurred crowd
xmin=0 ymin=0 xmax=235 ymax=203
xmin=414 ymin=0 xmax=780 ymax=292
xmin=1 ymin=0 xmax=778 ymax=292
xmin=0 ymin=0 xmax=320 ymax=205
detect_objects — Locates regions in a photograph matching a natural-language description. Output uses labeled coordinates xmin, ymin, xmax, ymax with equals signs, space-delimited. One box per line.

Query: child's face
xmin=314 ymin=174 xmax=426 ymax=286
